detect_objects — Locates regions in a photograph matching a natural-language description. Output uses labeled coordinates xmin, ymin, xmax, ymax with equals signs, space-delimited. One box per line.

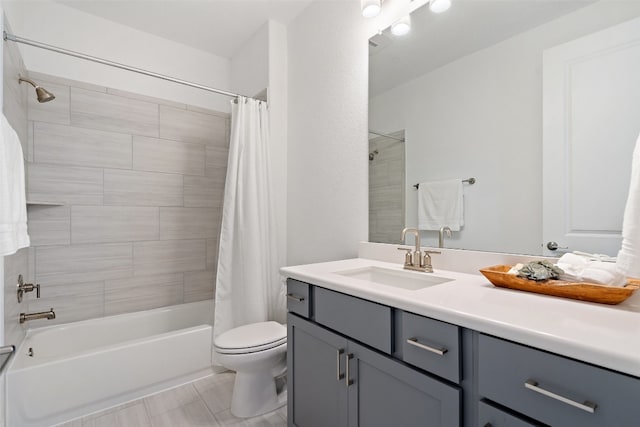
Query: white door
xmin=542 ymin=16 xmax=640 ymax=257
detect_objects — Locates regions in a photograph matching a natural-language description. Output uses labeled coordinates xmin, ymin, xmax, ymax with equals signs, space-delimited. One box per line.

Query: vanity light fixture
xmin=361 ymin=0 xmax=382 ymax=18
xmin=429 ymin=0 xmax=451 ymax=13
xmin=366 ymin=0 xmax=451 ymax=34
xmin=391 ymin=15 xmax=411 ymax=36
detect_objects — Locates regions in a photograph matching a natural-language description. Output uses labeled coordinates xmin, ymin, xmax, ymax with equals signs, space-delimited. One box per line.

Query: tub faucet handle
xmin=16 ymin=275 xmax=40 ymax=303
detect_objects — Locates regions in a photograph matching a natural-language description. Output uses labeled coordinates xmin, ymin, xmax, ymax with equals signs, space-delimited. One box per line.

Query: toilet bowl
xmin=214 ymin=321 xmax=287 ymax=418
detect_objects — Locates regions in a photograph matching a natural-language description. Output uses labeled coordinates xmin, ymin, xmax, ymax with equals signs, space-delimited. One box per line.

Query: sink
xmin=334 ymin=266 xmax=453 ymax=291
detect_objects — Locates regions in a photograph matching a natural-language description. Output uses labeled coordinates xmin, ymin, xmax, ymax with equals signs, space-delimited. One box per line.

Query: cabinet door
xmin=347 ymin=341 xmax=461 ymax=427
xmin=288 ymin=313 xmax=348 ymax=427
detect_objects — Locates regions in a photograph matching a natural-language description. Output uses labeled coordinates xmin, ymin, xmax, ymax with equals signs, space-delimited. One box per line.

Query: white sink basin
xmin=334 ymin=266 xmax=453 ymax=290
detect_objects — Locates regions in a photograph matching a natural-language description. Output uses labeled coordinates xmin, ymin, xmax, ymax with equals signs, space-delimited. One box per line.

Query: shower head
xmin=18 ymin=76 xmax=55 ymax=103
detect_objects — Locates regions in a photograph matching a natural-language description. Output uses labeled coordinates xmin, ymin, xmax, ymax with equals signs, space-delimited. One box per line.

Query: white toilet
xmin=213 ymin=321 xmax=287 ymax=418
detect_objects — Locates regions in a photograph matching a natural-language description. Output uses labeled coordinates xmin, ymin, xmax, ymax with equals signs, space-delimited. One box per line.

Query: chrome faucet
xmin=19 ymin=308 xmax=55 ymax=324
xmin=438 ymin=226 xmax=452 ymax=248
xmin=16 ymin=274 xmax=40 ymax=303
xmin=398 ymin=227 xmax=439 ymax=273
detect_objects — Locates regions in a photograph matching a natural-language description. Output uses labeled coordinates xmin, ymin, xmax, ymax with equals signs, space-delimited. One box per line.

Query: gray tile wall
xmin=23 ymin=71 xmax=230 ymax=327
xmin=369 ymin=132 xmax=405 ymax=244
xmin=3 ymin=16 xmax=30 ymax=348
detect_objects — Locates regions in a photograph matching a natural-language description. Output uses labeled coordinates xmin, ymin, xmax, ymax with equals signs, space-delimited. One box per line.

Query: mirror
xmin=369 ymin=0 xmax=640 ymax=256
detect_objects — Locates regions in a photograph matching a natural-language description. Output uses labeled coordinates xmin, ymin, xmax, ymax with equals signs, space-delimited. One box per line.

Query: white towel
xmin=616 ymin=132 xmax=640 ymax=278
xmin=556 ymin=253 xmax=626 ymax=287
xmin=418 ymin=179 xmax=463 ymax=231
xmin=0 ymin=114 xmax=30 ymax=256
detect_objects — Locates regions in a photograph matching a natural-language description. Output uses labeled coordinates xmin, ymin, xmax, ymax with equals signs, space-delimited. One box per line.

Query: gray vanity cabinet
xmin=478 ymin=333 xmax=640 ymax=427
xmin=288 ymin=313 xmax=461 ymax=427
xmin=287 ymin=313 xmax=348 ymax=427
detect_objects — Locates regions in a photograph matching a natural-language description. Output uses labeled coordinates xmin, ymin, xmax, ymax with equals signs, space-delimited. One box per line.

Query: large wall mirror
xmin=369 ymin=0 xmax=640 ymax=256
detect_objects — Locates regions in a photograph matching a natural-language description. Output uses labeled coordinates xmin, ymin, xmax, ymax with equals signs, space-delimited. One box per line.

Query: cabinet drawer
xmin=400 ymin=311 xmax=461 ymax=383
xmin=478 ymin=334 xmax=640 ymax=427
xmin=314 ymin=287 xmax=392 ymax=353
xmin=287 ymin=279 xmax=310 ymax=318
xmin=478 ymin=401 xmax=540 ymax=427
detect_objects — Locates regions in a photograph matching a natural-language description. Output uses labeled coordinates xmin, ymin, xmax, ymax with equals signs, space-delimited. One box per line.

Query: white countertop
xmin=281 ymin=257 xmax=640 ymax=378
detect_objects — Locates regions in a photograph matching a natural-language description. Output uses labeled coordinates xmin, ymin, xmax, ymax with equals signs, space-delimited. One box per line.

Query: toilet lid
xmin=215 ymin=321 xmax=286 ymax=354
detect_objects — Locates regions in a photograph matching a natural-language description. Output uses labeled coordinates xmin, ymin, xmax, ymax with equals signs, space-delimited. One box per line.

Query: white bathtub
xmin=7 ymin=300 xmax=214 ymax=427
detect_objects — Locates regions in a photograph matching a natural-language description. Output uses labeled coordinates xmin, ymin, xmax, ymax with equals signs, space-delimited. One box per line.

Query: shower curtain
xmin=213 ymin=97 xmax=285 ymax=341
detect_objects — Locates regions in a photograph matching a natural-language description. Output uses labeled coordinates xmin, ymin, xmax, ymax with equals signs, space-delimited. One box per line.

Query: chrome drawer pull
xmin=346 ymin=353 xmax=354 ymax=386
xmin=336 ymin=349 xmax=345 ymax=381
xmin=286 ymin=293 xmax=305 ymax=302
xmin=406 ymin=337 xmax=448 ymax=356
xmin=524 ymin=380 xmax=597 ymax=414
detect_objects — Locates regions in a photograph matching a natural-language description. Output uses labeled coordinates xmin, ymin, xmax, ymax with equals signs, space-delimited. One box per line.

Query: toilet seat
xmin=215 ymin=321 xmax=286 ymax=355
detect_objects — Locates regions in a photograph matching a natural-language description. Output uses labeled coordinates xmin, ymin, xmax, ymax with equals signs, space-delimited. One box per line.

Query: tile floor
xmin=57 ymin=372 xmax=287 ymax=427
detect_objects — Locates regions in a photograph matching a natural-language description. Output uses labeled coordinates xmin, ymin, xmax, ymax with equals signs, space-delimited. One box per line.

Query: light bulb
xmin=361 ymin=0 xmax=381 ymax=18
xmin=391 ymin=15 xmax=411 ymax=36
xmin=429 ymin=0 xmax=451 ymax=14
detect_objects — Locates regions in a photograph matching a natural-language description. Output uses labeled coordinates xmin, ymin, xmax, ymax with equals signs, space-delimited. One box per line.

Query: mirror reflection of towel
xmin=617 ymin=133 xmax=640 ymax=278
xmin=417 ymin=179 xmax=463 ymax=231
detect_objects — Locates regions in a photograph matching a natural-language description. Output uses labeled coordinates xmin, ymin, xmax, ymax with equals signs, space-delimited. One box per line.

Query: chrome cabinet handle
xmin=524 ymin=380 xmax=596 ymax=413
xmin=286 ymin=293 xmax=305 ymax=302
xmin=406 ymin=337 xmax=448 ymax=356
xmin=345 ymin=353 xmax=354 ymax=386
xmin=336 ymin=349 xmax=344 ymax=380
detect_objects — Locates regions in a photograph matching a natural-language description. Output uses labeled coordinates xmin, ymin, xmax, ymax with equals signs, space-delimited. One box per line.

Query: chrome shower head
xmin=18 ymin=76 xmax=55 ymax=103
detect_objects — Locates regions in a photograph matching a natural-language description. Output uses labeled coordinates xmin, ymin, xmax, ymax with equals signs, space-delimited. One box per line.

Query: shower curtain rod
xmin=368 ymin=130 xmax=405 ymax=142
xmin=3 ymin=32 xmax=249 ymax=99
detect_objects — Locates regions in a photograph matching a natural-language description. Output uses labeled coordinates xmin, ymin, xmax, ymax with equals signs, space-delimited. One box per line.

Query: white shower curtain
xmin=213 ymin=97 xmax=285 ymax=341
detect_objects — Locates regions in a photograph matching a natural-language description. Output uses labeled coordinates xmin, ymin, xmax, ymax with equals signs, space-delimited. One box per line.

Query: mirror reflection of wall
xmin=369 ymin=130 xmax=405 ymax=244
xmin=369 ymin=0 xmax=640 ymax=256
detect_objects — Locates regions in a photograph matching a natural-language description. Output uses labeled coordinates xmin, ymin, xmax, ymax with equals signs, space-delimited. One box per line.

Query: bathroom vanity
xmin=282 ymin=255 xmax=640 ymax=427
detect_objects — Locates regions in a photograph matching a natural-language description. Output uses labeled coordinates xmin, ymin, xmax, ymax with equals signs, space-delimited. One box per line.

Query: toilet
xmin=213 ymin=321 xmax=287 ymax=418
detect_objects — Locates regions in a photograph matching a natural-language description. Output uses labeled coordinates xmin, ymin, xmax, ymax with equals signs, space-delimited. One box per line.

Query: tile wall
xmin=3 ymin=17 xmax=30 ymax=349
xmin=21 ymin=71 xmax=230 ymax=327
xmin=368 ymin=131 xmax=405 ymax=244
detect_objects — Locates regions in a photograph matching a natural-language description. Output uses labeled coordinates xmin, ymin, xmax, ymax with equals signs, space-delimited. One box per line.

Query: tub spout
xmin=20 ymin=308 xmax=55 ymax=324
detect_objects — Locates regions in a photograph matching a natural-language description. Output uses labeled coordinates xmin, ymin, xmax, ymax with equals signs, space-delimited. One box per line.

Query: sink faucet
xmin=398 ymin=227 xmax=439 ymax=273
xmin=438 ymin=226 xmax=452 ymax=248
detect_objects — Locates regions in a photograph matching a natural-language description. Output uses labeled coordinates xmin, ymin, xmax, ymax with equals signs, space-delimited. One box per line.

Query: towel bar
xmin=0 ymin=345 xmax=15 ymax=374
xmin=413 ymin=177 xmax=476 ymax=189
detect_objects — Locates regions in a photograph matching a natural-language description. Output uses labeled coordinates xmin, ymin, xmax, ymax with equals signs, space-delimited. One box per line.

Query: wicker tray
xmin=479 ymin=265 xmax=640 ymax=305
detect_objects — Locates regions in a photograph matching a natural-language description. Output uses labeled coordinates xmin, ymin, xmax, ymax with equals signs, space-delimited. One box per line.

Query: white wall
xmin=230 ymin=23 xmax=269 ymax=98
xmin=286 ymin=1 xmax=370 ymax=265
xmin=370 ymin=1 xmax=640 ymax=255
xmin=267 ymin=20 xmax=288 ymax=272
xmin=3 ymin=0 xmax=232 ymax=112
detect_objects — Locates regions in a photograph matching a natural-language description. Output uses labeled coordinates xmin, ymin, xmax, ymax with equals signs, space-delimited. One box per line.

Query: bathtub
xmin=7 ymin=300 xmax=214 ymax=427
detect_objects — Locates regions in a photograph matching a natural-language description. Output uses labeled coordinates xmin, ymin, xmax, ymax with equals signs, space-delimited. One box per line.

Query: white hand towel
xmin=557 ymin=253 xmax=626 ymax=287
xmin=616 ymin=132 xmax=640 ymax=278
xmin=0 ymin=113 xmax=30 ymax=256
xmin=418 ymin=179 xmax=463 ymax=231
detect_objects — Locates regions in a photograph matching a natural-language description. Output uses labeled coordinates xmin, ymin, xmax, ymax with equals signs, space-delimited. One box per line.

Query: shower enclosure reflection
xmin=368 ymin=130 xmax=405 ymax=244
